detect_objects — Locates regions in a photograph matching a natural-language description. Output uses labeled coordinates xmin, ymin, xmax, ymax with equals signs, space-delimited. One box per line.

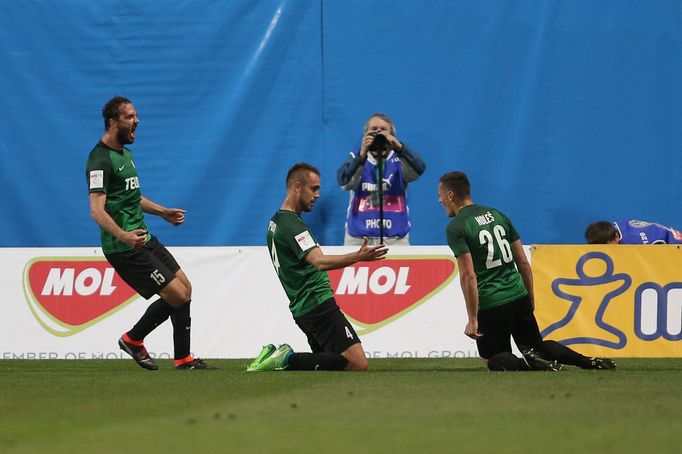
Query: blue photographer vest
xmin=346 ymin=152 xmax=410 ymax=238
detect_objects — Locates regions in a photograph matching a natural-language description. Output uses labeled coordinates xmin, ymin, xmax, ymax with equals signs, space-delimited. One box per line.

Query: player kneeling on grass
xmin=247 ymin=163 xmax=388 ymax=372
xmin=438 ymin=171 xmax=616 ymax=372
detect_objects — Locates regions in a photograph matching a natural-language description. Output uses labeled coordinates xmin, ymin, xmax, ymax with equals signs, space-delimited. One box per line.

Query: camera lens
xmin=369 ymin=133 xmax=388 ymax=151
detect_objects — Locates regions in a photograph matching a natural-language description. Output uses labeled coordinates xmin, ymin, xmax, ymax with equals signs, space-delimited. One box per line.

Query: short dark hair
xmin=102 ymin=96 xmax=132 ymax=130
xmin=286 ymin=162 xmax=320 ymax=188
xmin=439 ymin=171 xmax=471 ymax=199
xmin=585 ymin=221 xmax=619 ymax=244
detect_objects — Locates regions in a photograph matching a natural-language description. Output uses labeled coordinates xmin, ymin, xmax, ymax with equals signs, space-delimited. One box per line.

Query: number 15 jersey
xmin=445 ymin=204 xmax=527 ymax=311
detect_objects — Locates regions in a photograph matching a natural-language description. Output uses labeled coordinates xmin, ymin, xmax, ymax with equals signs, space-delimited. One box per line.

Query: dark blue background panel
xmin=1 ymin=1 xmax=680 ymax=247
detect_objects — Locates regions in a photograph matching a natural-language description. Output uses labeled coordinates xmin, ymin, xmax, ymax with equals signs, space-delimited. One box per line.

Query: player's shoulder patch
xmin=295 ymin=230 xmax=317 ymax=252
xmin=89 ymin=170 xmax=104 ymax=189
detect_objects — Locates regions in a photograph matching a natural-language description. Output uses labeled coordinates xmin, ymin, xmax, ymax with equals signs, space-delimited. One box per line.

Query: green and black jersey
xmin=446 ymin=204 xmax=527 ymax=310
xmin=85 ymin=141 xmax=148 ymax=254
xmin=267 ymin=210 xmax=333 ymax=318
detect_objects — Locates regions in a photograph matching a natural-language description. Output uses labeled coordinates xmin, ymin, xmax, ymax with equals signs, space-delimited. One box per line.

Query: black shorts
xmin=475 ymin=295 xmax=543 ymax=359
xmin=104 ymin=236 xmax=180 ymax=299
xmin=294 ymin=298 xmax=361 ymax=354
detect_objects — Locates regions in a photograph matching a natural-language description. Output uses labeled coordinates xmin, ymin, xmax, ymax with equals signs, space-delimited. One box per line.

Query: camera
xmin=369 ymin=133 xmax=388 ymax=152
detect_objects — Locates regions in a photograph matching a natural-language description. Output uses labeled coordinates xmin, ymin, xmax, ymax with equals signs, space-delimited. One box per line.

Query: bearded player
xmin=86 ymin=96 xmax=215 ymax=370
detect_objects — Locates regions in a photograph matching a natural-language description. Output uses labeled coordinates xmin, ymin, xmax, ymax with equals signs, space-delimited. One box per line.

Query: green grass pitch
xmin=1 ymin=358 xmax=680 ymax=453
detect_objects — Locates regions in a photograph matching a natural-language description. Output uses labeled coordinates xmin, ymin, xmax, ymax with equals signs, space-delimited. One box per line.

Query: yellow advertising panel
xmin=532 ymin=245 xmax=681 ymax=357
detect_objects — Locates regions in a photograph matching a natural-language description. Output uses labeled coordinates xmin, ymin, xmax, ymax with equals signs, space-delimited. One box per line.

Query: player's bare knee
xmin=175 ymin=271 xmax=192 ymax=299
xmin=355 ymin=358 xmax=369 ymax=371
xmin=179 ymin=284 xmax=191 ymax=302
xmin=168 ymin=291 xmax=191 ymax=307
xmin=341 ymin=344 xmax=367 ymax=371
xmin=346 ymin=356 xmax=368 ymax=371
xmin=164 ymin=295 xmax=186 ymax=309
xmin=173 ymin=279 xmax=191 ymax=302
xmin=178 ymin=277 xmax=192 ymax=300
xmin=160 ymin=283 xmax=191 ymax=308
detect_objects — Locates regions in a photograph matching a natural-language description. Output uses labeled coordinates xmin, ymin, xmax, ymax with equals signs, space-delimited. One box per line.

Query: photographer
xmin=337 ymin=113 xmax=425 ymax=245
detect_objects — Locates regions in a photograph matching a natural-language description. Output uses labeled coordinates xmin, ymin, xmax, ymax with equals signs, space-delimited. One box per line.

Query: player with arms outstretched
xmin=247 ymin=163 xmax=388 ymax=372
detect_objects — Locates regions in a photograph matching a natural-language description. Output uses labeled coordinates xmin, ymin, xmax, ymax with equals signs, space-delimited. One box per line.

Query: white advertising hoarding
xmin=4 ymin=246 xmax=478 ymax=360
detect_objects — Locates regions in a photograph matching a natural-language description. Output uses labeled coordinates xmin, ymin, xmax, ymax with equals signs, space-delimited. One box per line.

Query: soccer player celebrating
xmin=86 ymin=96 xmax=215 ymax=370
xmin=247 ymin=163 xmax=388 ymax=372
xmin=438 ymin=171 xmax=616 ymax=371
xmin=585 ymin=220 xmax=682 ymax=244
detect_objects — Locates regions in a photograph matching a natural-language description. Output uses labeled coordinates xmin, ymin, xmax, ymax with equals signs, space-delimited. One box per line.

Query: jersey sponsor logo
xmin=328 ymin=256 xmax=456 ymax=334
xmin=89 ymin=170 xmax=104 ymax=189
xmin=125 ymin=176 xmax=140 ymax=190
xmin=23 ymin=257 xmax=139 ymax=336
xmin=295 ymin=230 xmax=316 ymax=251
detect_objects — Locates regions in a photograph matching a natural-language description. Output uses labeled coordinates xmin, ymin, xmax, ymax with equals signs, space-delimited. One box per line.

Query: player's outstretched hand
xmin=356 ymin=237 xmax=389 ymax=262
xmin=162 ymin=208 xmax=186 ymax=226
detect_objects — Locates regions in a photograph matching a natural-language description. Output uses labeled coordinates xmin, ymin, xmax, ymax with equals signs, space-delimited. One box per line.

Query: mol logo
xmin=23 ymin=257 xmax=139 ymax=336
xmin=328 ymin=256 xmax=457 ymax=334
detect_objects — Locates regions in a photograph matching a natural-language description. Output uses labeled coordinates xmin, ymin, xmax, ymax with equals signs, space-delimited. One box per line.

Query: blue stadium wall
xmin=1 ymin=1 xmax=681 ymax=247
